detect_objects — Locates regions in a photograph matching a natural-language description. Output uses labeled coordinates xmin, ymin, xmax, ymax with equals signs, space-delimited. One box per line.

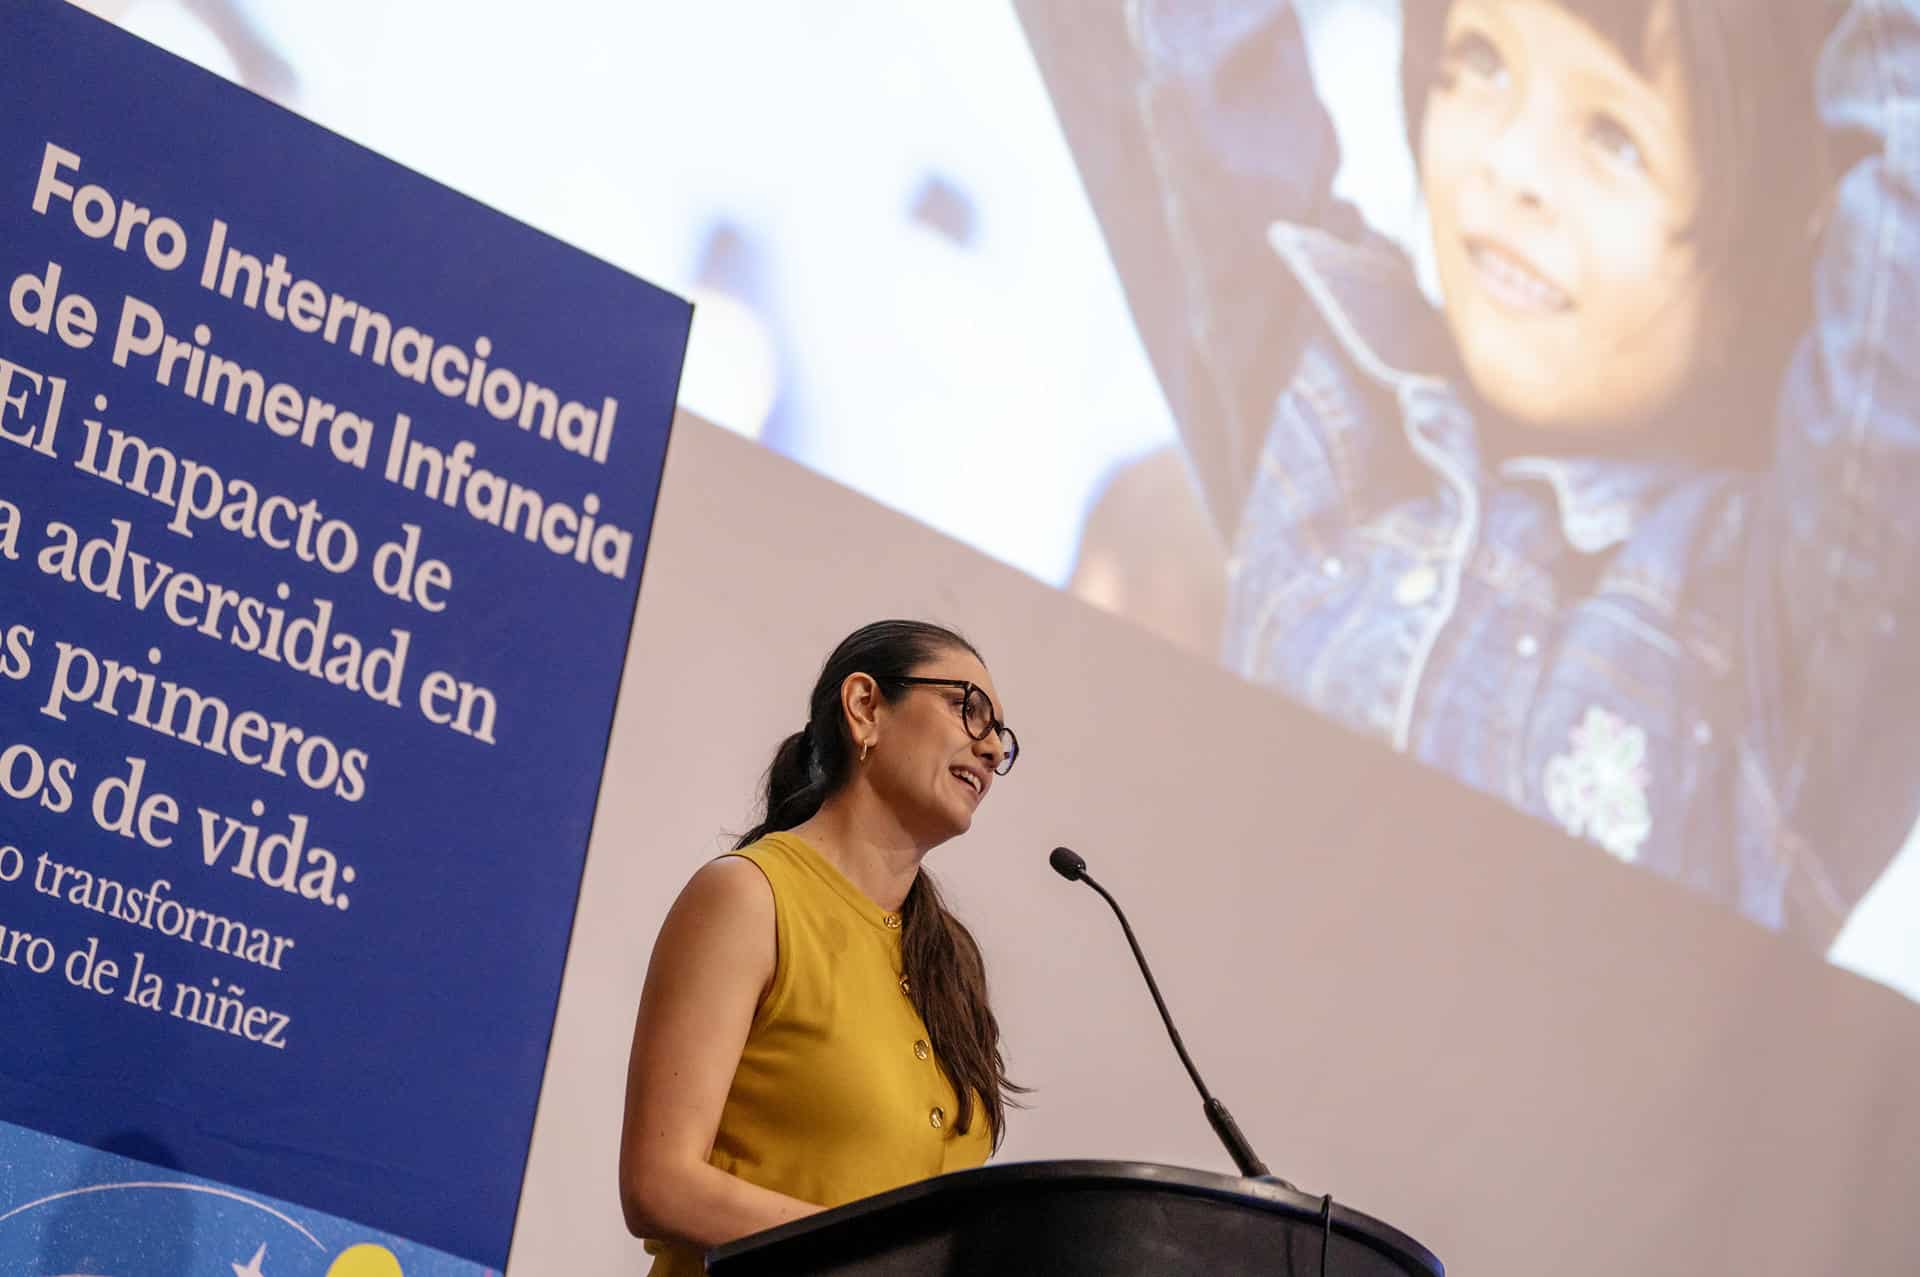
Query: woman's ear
xmin=840 ymin=672 xmax=883 ymax=749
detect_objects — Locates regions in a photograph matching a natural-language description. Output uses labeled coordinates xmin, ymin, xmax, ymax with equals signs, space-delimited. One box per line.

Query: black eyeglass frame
xmin=877 ymin=676 xmax=1019 ymax=775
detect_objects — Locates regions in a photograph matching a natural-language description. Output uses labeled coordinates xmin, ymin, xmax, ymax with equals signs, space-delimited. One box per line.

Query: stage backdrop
xmin=511 ymin=412 xmax=1920 ymax=1277
xmin=0 ymin=2 xmax=689 ymax=1272
xmin=42 ymin=4 xmax=1920 ymax=1275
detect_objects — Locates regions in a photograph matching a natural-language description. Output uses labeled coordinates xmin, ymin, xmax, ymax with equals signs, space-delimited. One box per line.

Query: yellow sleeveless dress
xmin=645 ymin=832 xmax=992 ymax=1276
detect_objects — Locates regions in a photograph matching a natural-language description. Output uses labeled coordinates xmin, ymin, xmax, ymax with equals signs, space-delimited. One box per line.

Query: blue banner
xmin=0 ymin=1 xmax=690 ymax=1266
xmin=0 ymin=1120 xmax=491 ymax=1277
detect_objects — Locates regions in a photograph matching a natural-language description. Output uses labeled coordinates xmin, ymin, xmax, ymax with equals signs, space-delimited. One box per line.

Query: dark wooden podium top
xmin=707 ymin=1159 xmax=1443 ymax=1276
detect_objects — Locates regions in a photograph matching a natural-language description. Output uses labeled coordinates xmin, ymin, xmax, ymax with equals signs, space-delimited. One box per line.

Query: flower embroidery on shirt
xmin=1544 ymin=706 xmax=1652 ymax=863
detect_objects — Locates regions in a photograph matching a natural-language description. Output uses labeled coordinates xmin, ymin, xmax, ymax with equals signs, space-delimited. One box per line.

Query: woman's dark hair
xmin=735 ymin=619 xmax=1023 ymax=1147
xmin=1400 ymin=0 xmax=1846 ymax=461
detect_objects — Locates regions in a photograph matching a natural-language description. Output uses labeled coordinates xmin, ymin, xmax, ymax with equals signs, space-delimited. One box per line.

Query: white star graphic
xmin=233 ymin=1242 xmax=268 ymax=1277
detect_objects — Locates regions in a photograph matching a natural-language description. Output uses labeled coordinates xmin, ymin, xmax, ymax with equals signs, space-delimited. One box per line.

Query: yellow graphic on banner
xmin=328 ymin=1242 xmax=405 ymax=1276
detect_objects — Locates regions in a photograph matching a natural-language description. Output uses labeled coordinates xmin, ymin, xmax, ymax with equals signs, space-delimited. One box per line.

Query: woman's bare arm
xmin=618 ymin=856 xmax=820 ymax=1248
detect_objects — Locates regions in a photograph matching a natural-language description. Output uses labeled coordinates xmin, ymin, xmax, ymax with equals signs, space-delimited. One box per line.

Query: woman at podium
xmin=618 ymin=619 xmax=1022 ymax=1275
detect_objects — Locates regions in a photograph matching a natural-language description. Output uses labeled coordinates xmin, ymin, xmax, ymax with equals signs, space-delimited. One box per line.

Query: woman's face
xmin=1420 ymin=0 xmax=1715 ymax=435
xmin=867 ymin=648 xmax=1009 ymax=844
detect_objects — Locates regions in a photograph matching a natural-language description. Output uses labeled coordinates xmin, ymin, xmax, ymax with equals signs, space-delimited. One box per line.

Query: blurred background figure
xmin=1068 ymin=448 xmax=1225 ymax=661
xmin=71 ymin=0 xmax=295 ymax=100
xmin=678 ymin=221 xmax=783 ymax=445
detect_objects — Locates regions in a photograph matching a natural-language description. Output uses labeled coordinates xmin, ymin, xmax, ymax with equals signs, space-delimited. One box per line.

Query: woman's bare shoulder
xmin=657 ymin=854 xmax=775 ymax=941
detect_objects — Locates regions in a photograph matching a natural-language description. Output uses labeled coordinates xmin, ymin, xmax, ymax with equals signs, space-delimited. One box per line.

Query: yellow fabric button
xmin=914 ymin=1040 xmax=929 ymax=1061
xmin=929 ymin=1107 xmax=945 ymax=1129
xmin=883 ymin=913 xmax=902 ymax=929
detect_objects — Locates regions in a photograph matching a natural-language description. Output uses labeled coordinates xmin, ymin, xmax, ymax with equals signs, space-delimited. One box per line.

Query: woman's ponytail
xmin=735 ymin=724 xmax=829 ymax=850
xmin=901 ymin=868 xmax=1023 ymax=1149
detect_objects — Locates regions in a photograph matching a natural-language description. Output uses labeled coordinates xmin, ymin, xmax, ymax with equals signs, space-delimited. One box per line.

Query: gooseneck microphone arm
xmin=1048 ymin=846 xmax=1287 ymax=1186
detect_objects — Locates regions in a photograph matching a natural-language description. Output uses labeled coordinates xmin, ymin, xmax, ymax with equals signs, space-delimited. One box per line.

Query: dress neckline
xmin=761 ymin=831 xmax=908 ymax=935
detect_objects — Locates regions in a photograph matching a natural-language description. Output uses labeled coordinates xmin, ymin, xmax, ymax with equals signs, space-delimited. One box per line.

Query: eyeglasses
xmin=880 ymin=676 xmax=1020 ymax=775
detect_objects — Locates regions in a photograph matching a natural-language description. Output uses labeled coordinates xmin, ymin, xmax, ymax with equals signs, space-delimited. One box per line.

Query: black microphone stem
xmin=1074 ymin=868 xmax=1281 ymax=1185
xmin=1076 ymin=875 xmax=1210 ymax=1106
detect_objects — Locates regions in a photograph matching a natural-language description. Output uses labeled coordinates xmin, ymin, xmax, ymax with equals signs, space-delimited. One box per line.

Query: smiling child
xmin=1059 ymin=0 xmax=1920 ymax=945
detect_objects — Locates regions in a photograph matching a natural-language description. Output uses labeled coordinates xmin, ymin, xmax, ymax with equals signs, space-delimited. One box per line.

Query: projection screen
xmin=93 ymin=0 xmax=1920 ymax=1001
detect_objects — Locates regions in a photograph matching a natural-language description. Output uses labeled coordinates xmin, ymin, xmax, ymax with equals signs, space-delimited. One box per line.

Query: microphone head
xmin=1049 ymin=846 xmax=1087 ymax=882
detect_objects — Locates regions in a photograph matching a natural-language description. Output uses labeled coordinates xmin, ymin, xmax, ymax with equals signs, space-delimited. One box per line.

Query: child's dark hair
xmin=1401 ymin=0 xmax=1846 ymax=460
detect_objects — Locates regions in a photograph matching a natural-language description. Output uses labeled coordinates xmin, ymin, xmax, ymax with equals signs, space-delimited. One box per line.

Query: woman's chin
xmin=941 ymin=797 xmax=976 ymax=838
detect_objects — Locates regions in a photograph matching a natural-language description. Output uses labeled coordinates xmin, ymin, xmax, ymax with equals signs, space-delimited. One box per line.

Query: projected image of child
xmin=1038 ymin=0 xmax=1920 ymax=946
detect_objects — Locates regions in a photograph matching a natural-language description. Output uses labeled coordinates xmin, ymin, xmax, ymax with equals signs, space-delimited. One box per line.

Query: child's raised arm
xmin=1750 ymin=0 xmax=1920 ymax=940
xmin=1020 ymin=0 xmax=1354 ymax=536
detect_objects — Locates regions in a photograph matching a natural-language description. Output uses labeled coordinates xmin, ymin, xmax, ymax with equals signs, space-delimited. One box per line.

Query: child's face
xmin=1420 ymin=0 xmax=1715 ymax=435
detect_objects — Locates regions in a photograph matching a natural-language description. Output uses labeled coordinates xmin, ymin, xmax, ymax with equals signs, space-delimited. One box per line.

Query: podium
xmin=707 ymin=1160 xmax=1443 ymax=1275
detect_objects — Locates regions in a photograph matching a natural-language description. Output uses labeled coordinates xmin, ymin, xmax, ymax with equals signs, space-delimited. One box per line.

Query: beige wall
xmin=509 ymin=412 xmax=1920 ymax=1275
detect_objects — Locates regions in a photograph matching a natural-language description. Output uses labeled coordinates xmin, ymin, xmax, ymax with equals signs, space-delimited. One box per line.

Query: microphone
xmin=1049 ymin=845 xmax=1291 ymax=1188
xmin=1047 ymin=846 xmax=1087 ymax=881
